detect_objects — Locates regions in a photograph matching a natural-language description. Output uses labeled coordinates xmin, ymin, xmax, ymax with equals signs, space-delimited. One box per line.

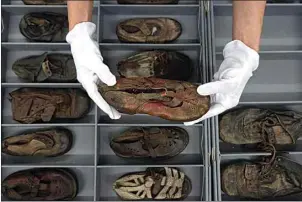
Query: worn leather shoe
xmin=2 ymin=168 xmax=77 ymax=201
xmin=10 ymin=88 xmax=90 ymax=124
xmin=22 ymin=0 xmax=66 ymax=4
xmin=116 ymin=18 xmax=181 ymax=43
xmin=111 ymin=127 xmax=189 ymax=159
xmin=19 ymin=12 xmax=68 ymax=42
xmin=220 ymin=108 xmax=302 ymax=145
xmin=99 ymin=78 xmax=210 ymax=121
xmin=222 ymin=156 xmax=302 ymax=199
xmin=2 ymin=128 xmax=72 ymax=157
xmin=113 ymin=167 xmax=191 ymax=200
xmin=118 ymin=50 xmax=192 ymax=81
xmin=117 ymin=0 xmax=179 ymax=4
xmin=12 ymin=52 xmax=76 ymax=82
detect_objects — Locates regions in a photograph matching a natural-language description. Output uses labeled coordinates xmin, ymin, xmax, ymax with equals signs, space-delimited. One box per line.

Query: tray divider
xmin=94 ymin=1 xmax=101 ymax=201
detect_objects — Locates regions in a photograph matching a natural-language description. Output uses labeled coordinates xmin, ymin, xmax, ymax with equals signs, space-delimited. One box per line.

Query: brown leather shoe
xmin=22 ymin=0 xmax=66 ymax=4
xmin=2 ymin=128 xmax=72 ymax=157
xmin=99 ymin=78 xmax=210 ymax=121
xmin=110 ymin=127 xmax=189 ymax=159
xmin=2 ymin=168 xmax=77 ymax=201
xmin=116 ymin=18 xmax=181 ymax=43
xmin=117 ymin=50 xmax=192 ymax=81
xmin=117 ymin=0 xmax=179 ymax=4
xmin=10 ymin=88 xmax=90 ymax=124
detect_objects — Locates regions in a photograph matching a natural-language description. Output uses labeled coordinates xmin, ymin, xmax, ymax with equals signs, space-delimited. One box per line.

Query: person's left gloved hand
xmin=184 ymin=40 xmax=259 ymax=126
xmin=66 ymin=22 xmax=121 ymax=119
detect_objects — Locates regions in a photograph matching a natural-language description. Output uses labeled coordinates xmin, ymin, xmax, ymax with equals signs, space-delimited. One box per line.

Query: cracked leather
xmin=99 ymin=77 xmax=210 ymax=121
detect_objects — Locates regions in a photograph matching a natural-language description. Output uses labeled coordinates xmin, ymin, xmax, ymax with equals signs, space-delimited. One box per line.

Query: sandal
xmin=113 ymin=167 xmax=192 ymax=200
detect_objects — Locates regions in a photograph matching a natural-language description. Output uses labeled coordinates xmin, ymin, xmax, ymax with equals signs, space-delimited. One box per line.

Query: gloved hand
xmin=66 ymin=22 xmax=121 ymax=119
xmin=184 ymin=40 xmax=259 ymax=126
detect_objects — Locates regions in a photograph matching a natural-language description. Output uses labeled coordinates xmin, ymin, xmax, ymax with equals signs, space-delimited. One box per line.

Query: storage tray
xmin=1 ymin=0 xmax=210 ymax=201
xmin=209 ymin=1 xmax=302 ymax=201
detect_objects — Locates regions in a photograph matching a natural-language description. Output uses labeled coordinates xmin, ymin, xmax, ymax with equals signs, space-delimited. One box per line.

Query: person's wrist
xmin=223 ymin=40 xmax=259 ymax=72
xmin=66 ymin=22 xmax=97 ymax=45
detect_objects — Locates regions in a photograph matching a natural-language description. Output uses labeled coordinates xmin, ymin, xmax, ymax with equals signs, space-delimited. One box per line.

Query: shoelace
xmin=247 ymin=112 xmax=295 ymax=156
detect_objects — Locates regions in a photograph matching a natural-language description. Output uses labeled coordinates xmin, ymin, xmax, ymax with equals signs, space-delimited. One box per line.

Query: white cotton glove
xmin=66 ymin=22 xmax=121 ymax=119
xmin=184 ymin=40 xmax=259 ymax=126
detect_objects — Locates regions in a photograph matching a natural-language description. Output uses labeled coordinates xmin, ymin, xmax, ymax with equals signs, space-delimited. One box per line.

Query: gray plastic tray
xmin=1 ymin=0 xmax=209 ymax=201
xmin=209 ymin=1 xmax=302 ymax=201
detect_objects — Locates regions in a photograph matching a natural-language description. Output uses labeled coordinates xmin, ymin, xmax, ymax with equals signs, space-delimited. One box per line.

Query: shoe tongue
xmin=244 ymin=164 xmax=260 ymax=180
xmin=36 ymin=58 xmax=53 ymax=82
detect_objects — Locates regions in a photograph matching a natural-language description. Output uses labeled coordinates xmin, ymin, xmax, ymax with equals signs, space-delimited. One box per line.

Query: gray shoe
xmin=12 ymin=52 xmax=76 ymax=83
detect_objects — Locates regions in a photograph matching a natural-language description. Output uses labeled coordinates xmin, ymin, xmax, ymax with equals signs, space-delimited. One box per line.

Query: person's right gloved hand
xmin=184 ymin=40 xmax=259 ymax=125
xmin=66 ymin=22 xmax=121 ymax=119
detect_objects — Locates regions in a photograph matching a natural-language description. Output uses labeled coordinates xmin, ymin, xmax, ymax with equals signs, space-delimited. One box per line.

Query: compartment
xmin=218 ymin=103 xmax=302 ymax=154
xmin=101 ymin=47 xmax=202 ymax=83
xmin=1 ymin=125 xmax=95 ymax=166
xmin=214 ymin=5 xmax=302 ymax=51
xmin=220 ymin=153 xmax=302 ymax=201
xmin=1 ymin=167 xmax=94 ymax=201
xmin=1 ymin=49 xmax=78 ymax=83
xmin=99 ymin=6 xmax=200 ymax=44
xmin=1 ymin=7 xmax=98 ymax=42
xmin=97 ymin=126 xmax=204 ymax=166
xmin=216 ymin=51 xmax=302 ymax=104
xmin=1 ymin=87 xmax=96 ymax=124
xmin=96 ymin=166 xmax=205 ymax=201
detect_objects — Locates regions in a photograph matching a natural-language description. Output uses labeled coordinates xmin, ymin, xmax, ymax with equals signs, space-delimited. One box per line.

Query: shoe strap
xmin=155 ymin=167 xmax=185 ymax=199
